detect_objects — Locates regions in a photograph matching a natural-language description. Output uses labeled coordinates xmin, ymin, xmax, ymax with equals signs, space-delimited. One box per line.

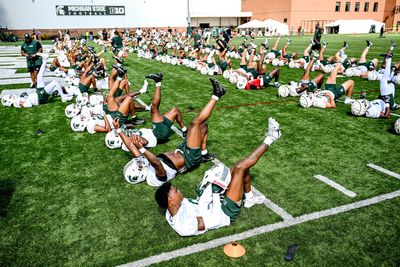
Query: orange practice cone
xmin=223 ymin=242 xmax=246 ymax=258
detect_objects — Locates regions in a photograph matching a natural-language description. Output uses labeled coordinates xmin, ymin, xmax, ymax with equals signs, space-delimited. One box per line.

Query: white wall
xmin=0 ymin=0 xmax=243 ymax=30
xmin=0 ymin=0 xmax=187 ymax=29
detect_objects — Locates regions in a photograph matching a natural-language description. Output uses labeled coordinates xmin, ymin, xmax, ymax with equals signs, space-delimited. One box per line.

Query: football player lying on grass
xmin=313 ymin=62 xmax=355 ymax=108
xmin=289 ymin=56 xmax=325 ymax=96
xmin=104 ymin=72 xmax=188 ymax=149
xmin=115 ymin=78 xmax=226 ymax=186
xmin=154 ymin=117 xmax=281 ymax=236
xmin=378 ymin=52 xmax=400 ymax=110
xmin=351 ymin=52 xmax=396 ymax=118
xmin=1 ymin=53 xmax=75 ymax=108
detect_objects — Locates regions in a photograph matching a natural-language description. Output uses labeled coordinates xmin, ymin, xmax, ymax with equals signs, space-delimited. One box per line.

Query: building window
xmin=345 ymin=2 xmax=350 ymax=12
xmin=355 ymin=2 xmax=360 ymax=11
xmin=335 ymin=2 xmax=341 ymax=12
xmin=283 ymin=18 xmax=287 ymax=23
xmin=364 ymin=2 xmax=369 ymax=11
xmin=373 ymin=2 xmax=378 ymax=12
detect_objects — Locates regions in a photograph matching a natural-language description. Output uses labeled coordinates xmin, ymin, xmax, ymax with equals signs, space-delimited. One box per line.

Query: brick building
xmin=241 ymin=0 xmax=400 ymax=33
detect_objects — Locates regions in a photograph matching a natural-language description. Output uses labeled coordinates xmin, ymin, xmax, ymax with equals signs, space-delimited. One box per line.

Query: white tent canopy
xmin=262 ymin=19 xmax=289 ymax=35
xmin=237 ymin=19 xmax=265 ymax=29
xmin=324 ymin=19 xmax=384 ymax=34
xmin=237 ymin=18 xmax=289 ymax=35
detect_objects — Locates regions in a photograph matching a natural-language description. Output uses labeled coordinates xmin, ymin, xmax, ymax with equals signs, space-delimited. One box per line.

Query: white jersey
xmin=146 ymin=161 xmax=177 ymax=187
xmin=86 ymin=114 xmax=113 ymax=134
xmin=137 ymin=128 xmax=157 ymax=148
xmin=13 ymin=93 xmax=39 ymax=108
xmin=312 ymin=91 xmax=331 ymax=109
xmin=166 ymin=197 xmax=230 ymax=237
xmin=366 ymin=99 xmax=385 ymax=118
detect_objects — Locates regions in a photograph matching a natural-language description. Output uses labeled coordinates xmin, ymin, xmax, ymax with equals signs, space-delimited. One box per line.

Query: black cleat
xmin=129 ymin=117 xmax=146 ymax=125
xmin=30 ymin=83 xmax=37 ymax=88
xmin=366 ymin=40 xmax=373 ymax=47
xmin=391 ymin=41 xmax=397 ymax=48
xmin=145 ymin=73 xmax=163 ymax=83
xmin=343 ymin=41 xmax=348 ymax=48
xmin=379 ymin=53 xmax=393 ymax=58
xmin=113 ymin=55 xmax=124 ymax=64
xmin=210 ymin=79 xmax=226 ymax=98
xmin=201 ymin=152 xmax=216 ymax=162
xmin=261 ymin=43 xmax=269 ymax=50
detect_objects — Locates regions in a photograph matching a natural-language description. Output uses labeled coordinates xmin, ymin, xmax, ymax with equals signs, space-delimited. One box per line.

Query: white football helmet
xmin=393 ymin=74 xmax=400 ymax=85
xmin=229 ymin=73 xmax=238 ymax=84
xmin=288 ymin=61 xmax=296 ymax=69
xmin=289 ymin=85 xmax=299 ymax=97
xmin=394 ymin=118 xmax=400 ymax=135
xmin=345 ymin=68 xmax=355 ymax=77
xmin=278 ymin=85 xmax=290 ymax=98
xmin=1 ymin=94 xmax=17 ymax=107
xmin=200 ymin=66 xmax=208 ymax=75
xmin=222 ymin=69 xmax=232 ymax=79
xmin=76 ymin=93 xmax=89 ymax=106
xmin=367 ymin=70 xmax=378 ymax=81
xmin=70 ymin=114 xmax=88 ymax=132
xmin=105 ymin=130 xmax=123 ymax=149
xmin=65 ymin=103 xmax=81 ymax=118
xmin=299 ymin=94 xmax=313 ymax=108
xmin=272 ymin=58 xmax=280 ymax=66
xmin=351 ymin=99 xmax=368 ymax=116
xmin=123 ymin=156 xmax=150 ymax=184
xmin=207 ymin=67 xmax=214 ymax=76
xmin=323 ymin=65 xmax=333 ymax=73
xmin=236 ymin=76 xmax=247 ymax=90
xmin=197 ymin=163 xmax=232 ymax=195
xmin=89 ymin=94 xmax=104 ymax=106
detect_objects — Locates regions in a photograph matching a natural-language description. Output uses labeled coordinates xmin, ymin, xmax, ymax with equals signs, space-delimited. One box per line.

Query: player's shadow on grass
xmin=0 ymin=179 xmax=15 ymax=218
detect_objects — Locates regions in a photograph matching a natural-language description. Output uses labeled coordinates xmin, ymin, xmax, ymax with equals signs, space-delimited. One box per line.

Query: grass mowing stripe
xmin=251 ymin=186 xmax=294 ymax=220
xmin=314 ymin=175 xmax=357 ymax=198
xmin=367 ymin=163 xmax=400 ymax=180
xmin=119 ymin=189 xmax=400 ymax=267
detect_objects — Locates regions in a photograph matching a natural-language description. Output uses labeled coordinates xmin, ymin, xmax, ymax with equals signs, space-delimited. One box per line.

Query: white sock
xmin=117 ymin=76 xmax=122 ymax=81
xmin=244 ymin=191 xmax=254 ymax=200
xmin=181 ymin=127 xmax=187 ymax=132
xmin=212 ymin=95 xmax=219 ymax=101
xmin=156 ymin=82 xmax=161 ymax=87
xmin=264 ymin=136 xmax=273 ymax=146
xmin=201 ymin=149 xmax=208 ymax=155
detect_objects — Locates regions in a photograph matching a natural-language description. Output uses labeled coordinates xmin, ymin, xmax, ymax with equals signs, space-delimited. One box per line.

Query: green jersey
xmin=21 ymin=40 xmax=42 ymax=67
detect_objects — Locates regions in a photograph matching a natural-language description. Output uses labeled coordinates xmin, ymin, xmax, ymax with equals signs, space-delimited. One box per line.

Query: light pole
xmin=186 ymin=0 xmax=191 ymax=37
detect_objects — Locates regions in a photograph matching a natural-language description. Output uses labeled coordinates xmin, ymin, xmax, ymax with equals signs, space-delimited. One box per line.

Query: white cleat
xmin=266 ymin=117 xmax=281 ymax=142
xmin=244 ymin=195 xmax=266 ymax=208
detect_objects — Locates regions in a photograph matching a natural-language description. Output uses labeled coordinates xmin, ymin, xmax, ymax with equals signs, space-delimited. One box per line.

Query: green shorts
xmin=177 ymin=140 xmax=202 ymax=171
xmin=152 ymin=116 xmax=173 ymax=143
xmin=247 ymin=68 xmax=258 ymax=78
xmin=342 ymin=59 xmax=352 ymax=70
xmin=208 ymin=63 xmax=215 ymax=68
xmin=113 ymin=87 xmax=123 ymax=98
xmin=49 ymin=65 xmax=57 ymax=72
xmin=36 ymin=87 xmax=49 ymax=104
xmin=262 ymin=73 xmax=274 ymax=85
xmin=221 ymin=195 xmax=242 ymax=222
xmin=239 ymin=64 xmax=248 ymax=72
xmin=303 ymin=55 xmax=310 ymax=63
xmin=110 ymin=111 xmax=128 ymax=125
xmin=219 ymin=61 xmax=228 ymax=72
xmin=79 ymin=83 xmax=89 ymax=93
xmin=358 ymin=61 xmax=375 ymax=70
xmin=325 ymin=84 xmax=345 ymax=99
xmin=271 ymin=49 xmax=280 ymax=57
xmin=306 ymin=81 xmax=317 ymax=92
xmin=320 ymin=59 xmax=330 ymax=66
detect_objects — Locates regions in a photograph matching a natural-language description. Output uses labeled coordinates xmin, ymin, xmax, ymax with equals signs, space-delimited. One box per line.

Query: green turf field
xmin=0 ymin=33 xmax=399 ymax=266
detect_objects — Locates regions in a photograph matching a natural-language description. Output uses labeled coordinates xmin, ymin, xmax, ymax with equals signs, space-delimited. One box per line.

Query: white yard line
xmin=367 ymin=163 xmax=400 ymax=180
xmin=314 ymin=175 xmax=357 ymax=198
xmin=118 ymin=189 xmax=400 ymax=267
xmin=251 ymin=186 xmax=294 ymax=220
